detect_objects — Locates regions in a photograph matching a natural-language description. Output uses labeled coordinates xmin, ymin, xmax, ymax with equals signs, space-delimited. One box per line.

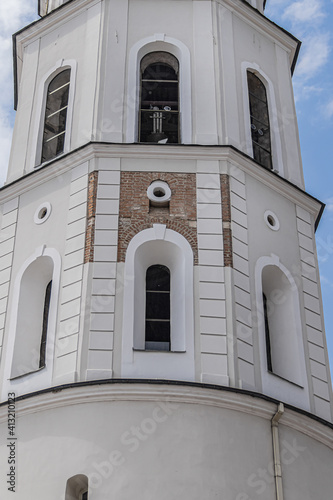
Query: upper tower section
xmin=38 ymin=0 xmax=72 ymax=16
xmin=38 ymin=0 xmax=267 ymax=16
xmin=8 ymin=0 xmax=302 ymax=185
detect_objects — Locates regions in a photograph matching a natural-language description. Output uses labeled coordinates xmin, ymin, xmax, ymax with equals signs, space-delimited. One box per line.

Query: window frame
xmin=121 ymin=224 xmax=195 ymax=381
xmin=32 ymin=60 xmax=77 ymax=168
xmin=145 ymin=264 xmax=171 ymax=351
xmin=241 ymin=62 xmax=284 ymax=176
xmin=247 ymin=70 xmax=272 ymax=170
xmin=126 ymin=35 xmax=192 ymax=144
xmin=41 ymin=69 xmax=71 ymax=163
xmin=139 ymin=52 xmax=180 ymax=144
xmin=255 ymin=254 xmax=310 ymax=410
xmin=1 ymin=247 xmax=61 ymax=400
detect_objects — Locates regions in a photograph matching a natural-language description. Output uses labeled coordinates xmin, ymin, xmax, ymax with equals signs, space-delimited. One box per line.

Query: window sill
xmin=267 ymin=370 xmax=304 ymax=389
xmin=133 ymin=348 xmax=186 ymax=353
xmin=10 ymin=365 xmax=46 ymax=381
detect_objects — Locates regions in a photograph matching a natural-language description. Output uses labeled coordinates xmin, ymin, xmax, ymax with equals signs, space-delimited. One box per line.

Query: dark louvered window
xmin=145 ymin=265 xmax=171 ymax=351
xmin=39 ymin=280 xmax=52 ymax=369
xmin=139 ymin=52 xmax=179 ymax=144
xmin=263 ymin=293 xmax=273 ymax=373
xmin=42 ymin=69 xmax=71 ymax=162
xmin=247 ymin=71 xmax=272 ymax=170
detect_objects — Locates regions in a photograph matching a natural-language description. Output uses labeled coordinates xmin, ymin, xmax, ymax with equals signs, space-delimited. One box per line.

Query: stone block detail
xmin=197 ymin=169 xmax=228 ymax=386
xmin=296 ymin=205 xmax=333 ymax=421
xmin=220 ymin=174 xmax=233 ymax=268
xmin=54 ymin=166 xmax=88 ymax=384
xmin=85 ymin=171 xmax=98 ymax=263
xmin=0 ymin=198 xmax=18 ymax=365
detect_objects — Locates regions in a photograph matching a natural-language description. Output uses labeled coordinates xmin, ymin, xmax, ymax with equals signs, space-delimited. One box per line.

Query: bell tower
xmin=0 ymin=0 xmax=332 ymax=498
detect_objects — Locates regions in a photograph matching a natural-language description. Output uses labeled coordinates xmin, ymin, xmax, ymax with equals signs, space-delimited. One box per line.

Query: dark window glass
xmin=145 ymin=265 xmax=171 ymax=351
xmin=42 ymin=69 xmax=71 ymax=163
xmin=247 ymin=71 xmax=272 ymax=170
xmin=82 ymin=492 xmax=88 ymax=500
xmin=263 ymin=293 xmax=273 ymax=372
xmin=139 ymin=53 xmax=179 ymax=144
xmin=39 ymin=280 xmax=52 ymax=369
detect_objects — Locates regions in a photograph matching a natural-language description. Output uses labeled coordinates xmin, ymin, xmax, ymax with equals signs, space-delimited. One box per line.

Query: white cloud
xmin=325 ymin=99 xmax=333 ymax=119
xmin=320 ymin=275 xmax=333 ymax=288
xmin=283 ymin=0 xmax=324 ymax=24
xmin=326 ymin=198 xmax=333 ymax=212
xmin=295 ymin=34 xmax=330 ymax=79
xmin=0 ymin=0 xmax=36 ymax=185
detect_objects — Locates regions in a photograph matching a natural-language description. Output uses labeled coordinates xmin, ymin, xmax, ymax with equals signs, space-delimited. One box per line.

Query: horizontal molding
xmin=0 ymin=144 xmax=323 ymax=222
xmin=0 ymin=381 xmax=332 ymax=448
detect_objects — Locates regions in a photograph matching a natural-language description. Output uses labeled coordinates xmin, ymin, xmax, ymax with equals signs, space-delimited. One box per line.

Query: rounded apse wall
xmin=0 ymin=382 xmax=332 ymax=499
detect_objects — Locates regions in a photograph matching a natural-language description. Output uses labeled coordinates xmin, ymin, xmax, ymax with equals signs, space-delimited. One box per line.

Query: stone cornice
xmin=0 ymin=381 xmax=332 ymax=448
xmin=1 ymin=143 xmax=323 ymax=225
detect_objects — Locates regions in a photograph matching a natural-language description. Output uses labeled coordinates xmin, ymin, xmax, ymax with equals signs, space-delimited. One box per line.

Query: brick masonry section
xmin=85 ymin=171 xmax=99 ymax=263
xmin=118 ymin=172 xmax=198 ymax=263
xmin=220 ymin=174 xmax=233 ymax=268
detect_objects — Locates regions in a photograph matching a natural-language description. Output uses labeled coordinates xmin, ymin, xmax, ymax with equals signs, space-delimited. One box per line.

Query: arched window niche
xmin=41 ymin=68 xmax=71 ymax=162
xmin=2 ymin=246 xmax=61 ymax=399
xmin=65 ymin=474 xmax=88 ymax=500
xmin=32 ymin=60 xmax=77 ymax=168
xmin=126 ymin=35 xmax=192 ymax=144
xmin=145 ymin=264 xmax=171 ymax=351
xmin=121 ymin=224 xmax=195 ymax=381
xmin=139 ymin=52 xmax=179 ymax=144
xmin=255 ymin=255 xmax=310 ymax=410
xmin=247 ymin=71 xmax=272 ymax=170
xmin=241 ymin=62 xmax=284 ymax=176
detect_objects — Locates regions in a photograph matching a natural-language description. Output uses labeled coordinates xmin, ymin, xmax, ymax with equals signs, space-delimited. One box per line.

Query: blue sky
xmin=0 ymin=0 xmax=332 ymax=380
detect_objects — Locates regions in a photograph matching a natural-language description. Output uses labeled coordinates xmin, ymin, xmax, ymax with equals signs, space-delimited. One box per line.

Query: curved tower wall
xmin=0 ymin=0 xmax=332 ymax=498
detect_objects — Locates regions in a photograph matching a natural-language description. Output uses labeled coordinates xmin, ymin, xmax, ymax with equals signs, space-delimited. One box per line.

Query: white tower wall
xmin=0 ymin=0 xmax=332 ymax=498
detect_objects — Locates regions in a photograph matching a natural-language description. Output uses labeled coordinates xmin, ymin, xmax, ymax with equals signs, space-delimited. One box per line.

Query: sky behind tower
xmin=0 ymin=0 xmax=332 ymax=379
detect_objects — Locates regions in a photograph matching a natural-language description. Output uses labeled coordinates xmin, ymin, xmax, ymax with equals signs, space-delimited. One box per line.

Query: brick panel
xmin=118 ymin=172 xmax=198 ymax=263
xmin=84 ymin=171 xmax=98 ymax=263
xmin=220 ymin=174 xmax=233 ymax=268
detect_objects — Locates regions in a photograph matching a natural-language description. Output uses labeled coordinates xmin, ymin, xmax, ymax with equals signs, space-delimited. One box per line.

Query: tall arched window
xmin=42 ymin=69 xmax=71 ymax=162
xmin=247 ymin=71 xmax=272 ymax=170
xmin=39 ymin=280 xmax=52 ymax=369
xmin=139 ymin=52 xmax=179 ymax=144
xmin=262 ymin=292 xmax=273 ymax=373
xmin=145 ymin=265 xmax=171 ymax=351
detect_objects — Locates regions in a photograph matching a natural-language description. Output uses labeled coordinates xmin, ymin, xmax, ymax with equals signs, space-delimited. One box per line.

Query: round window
xmin=34 ymin=202 xmax=52 ymax=225
xmin=264 ymin=210 xmax=280 ymax=231
xmin=147 ymin=181 xmax=171 ymax=207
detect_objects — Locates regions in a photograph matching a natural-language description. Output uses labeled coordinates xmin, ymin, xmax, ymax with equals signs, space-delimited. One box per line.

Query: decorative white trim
xmin=0 ymin=145 xmax=320 ymax=219
xmin=34 ymin=202 xmax=52 ymax=225
xmin=264 ymin=209 xmax=280 ymax=231
xmin=121 ymin=225 xmax=195 ymax=380
xmin=30 ymin=59 xmax=77 ymax=169
xmin=126 ymin=35 xmax=192 ymax=144
xmin=0 ymin=383 xmax=331 ymax=448
xmin=1 ymin=247 xmax=61 ymax=400
xmin=241 ymin=62 xmax=284 ymax=176
xmin=147 ymin=181 xmax=171 ymax=206
xmin=255 ymin=254 xmax=310 ymax=411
